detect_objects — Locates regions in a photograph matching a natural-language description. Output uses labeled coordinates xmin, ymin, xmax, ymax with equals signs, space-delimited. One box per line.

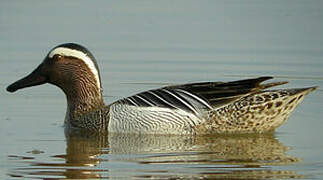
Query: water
xmin=1 ymin=0 xmax=323 ymax=179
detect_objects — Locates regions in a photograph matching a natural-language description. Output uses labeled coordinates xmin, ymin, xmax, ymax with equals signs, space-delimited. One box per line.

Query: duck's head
xmin=7 ymin=43 xmax=104 ymax=111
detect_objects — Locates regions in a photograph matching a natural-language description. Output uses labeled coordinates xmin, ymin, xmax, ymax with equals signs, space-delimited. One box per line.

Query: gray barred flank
xmin=159 ymin=111 xmax=187 ymax=123
xmin=108 ymin=103 xmax=202 ymax=134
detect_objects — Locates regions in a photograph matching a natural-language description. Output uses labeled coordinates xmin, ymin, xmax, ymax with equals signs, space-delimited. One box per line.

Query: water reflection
xmin=8 ymin=130 xmax=303 ymax=179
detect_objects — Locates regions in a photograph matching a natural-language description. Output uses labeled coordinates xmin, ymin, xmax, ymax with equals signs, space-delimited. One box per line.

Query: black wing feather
xmin=118 ymin=76 xmax=287 ymax=113
xmin=167 ymin=76 xmax=286 ymax=108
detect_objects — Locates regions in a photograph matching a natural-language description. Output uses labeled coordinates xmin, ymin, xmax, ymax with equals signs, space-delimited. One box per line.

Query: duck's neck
xmin=63 ymin=84 xmax=109 ymax=130
xmin=62 ymin=82 xmax=106 ymax=121
xmin=60 ymin=78 xmax=104 ymax=122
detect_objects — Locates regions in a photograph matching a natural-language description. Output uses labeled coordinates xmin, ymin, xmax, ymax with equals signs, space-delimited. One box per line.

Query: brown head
xmin=7 ymin=43 xmax=105 ymax=113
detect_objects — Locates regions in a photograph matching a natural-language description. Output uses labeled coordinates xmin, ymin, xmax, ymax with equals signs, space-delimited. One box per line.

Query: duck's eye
xmin=53 ymin=54 xmax=62 ymax=61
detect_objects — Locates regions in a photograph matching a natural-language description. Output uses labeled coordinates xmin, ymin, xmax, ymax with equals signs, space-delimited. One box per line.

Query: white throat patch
xmin=49 ymin=47 xmax=101 ymax=90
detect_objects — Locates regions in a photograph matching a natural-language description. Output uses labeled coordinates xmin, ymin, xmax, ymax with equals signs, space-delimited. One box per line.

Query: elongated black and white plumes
xmin=119 ymin=88 xmax=213 ymax=115
xmin=117 ymin=77 xmax=281 ymax=115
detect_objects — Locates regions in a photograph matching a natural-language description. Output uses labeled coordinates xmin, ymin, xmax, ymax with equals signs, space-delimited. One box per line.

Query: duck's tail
xmin=195 ymin=86 xmax=317 ymax=134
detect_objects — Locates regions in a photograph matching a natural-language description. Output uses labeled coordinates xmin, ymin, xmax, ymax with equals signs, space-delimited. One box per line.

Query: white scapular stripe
xmin=147 ymin=91 xmax=178 ymax=109
xmin=161 ymin=89 xmax=199 ymax=115
xmin=135 ymin=94 xmax=155 ymax=106
xmin=175 ymin=89 xmax=213 ymax=109
xmin=49 ymin=47 xmax=101 ymax=90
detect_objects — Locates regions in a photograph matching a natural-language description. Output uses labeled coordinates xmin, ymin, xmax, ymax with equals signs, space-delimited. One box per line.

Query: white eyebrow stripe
xmin=49 ymin=47 xmax=101 ymax=90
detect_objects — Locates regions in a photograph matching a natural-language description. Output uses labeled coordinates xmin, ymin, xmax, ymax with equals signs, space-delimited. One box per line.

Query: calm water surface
xmin=1 ymin=1 xmax=323 ymax=179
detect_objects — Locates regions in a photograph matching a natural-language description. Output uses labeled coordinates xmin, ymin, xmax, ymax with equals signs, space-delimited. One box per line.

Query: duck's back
xmin=107 ymin=77 xmax=316 ymax=135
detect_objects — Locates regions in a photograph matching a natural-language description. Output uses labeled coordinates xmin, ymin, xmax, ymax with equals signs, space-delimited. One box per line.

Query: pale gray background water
xmin=1 ymin=1 xmax=323 ymax=179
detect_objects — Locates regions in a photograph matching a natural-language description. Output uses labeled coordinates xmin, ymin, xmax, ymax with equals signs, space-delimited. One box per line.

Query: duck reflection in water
xmin=9 ymin=129 xmax=304 ymax=179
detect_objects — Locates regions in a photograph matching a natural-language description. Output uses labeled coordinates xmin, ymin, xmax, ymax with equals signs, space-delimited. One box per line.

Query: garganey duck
xmin=6 ymin=43 xmax=317 ymax=134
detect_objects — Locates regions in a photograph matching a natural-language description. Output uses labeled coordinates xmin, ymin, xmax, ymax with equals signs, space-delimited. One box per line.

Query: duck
xmin=6 ymin=43 xmax=317 ymax=135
